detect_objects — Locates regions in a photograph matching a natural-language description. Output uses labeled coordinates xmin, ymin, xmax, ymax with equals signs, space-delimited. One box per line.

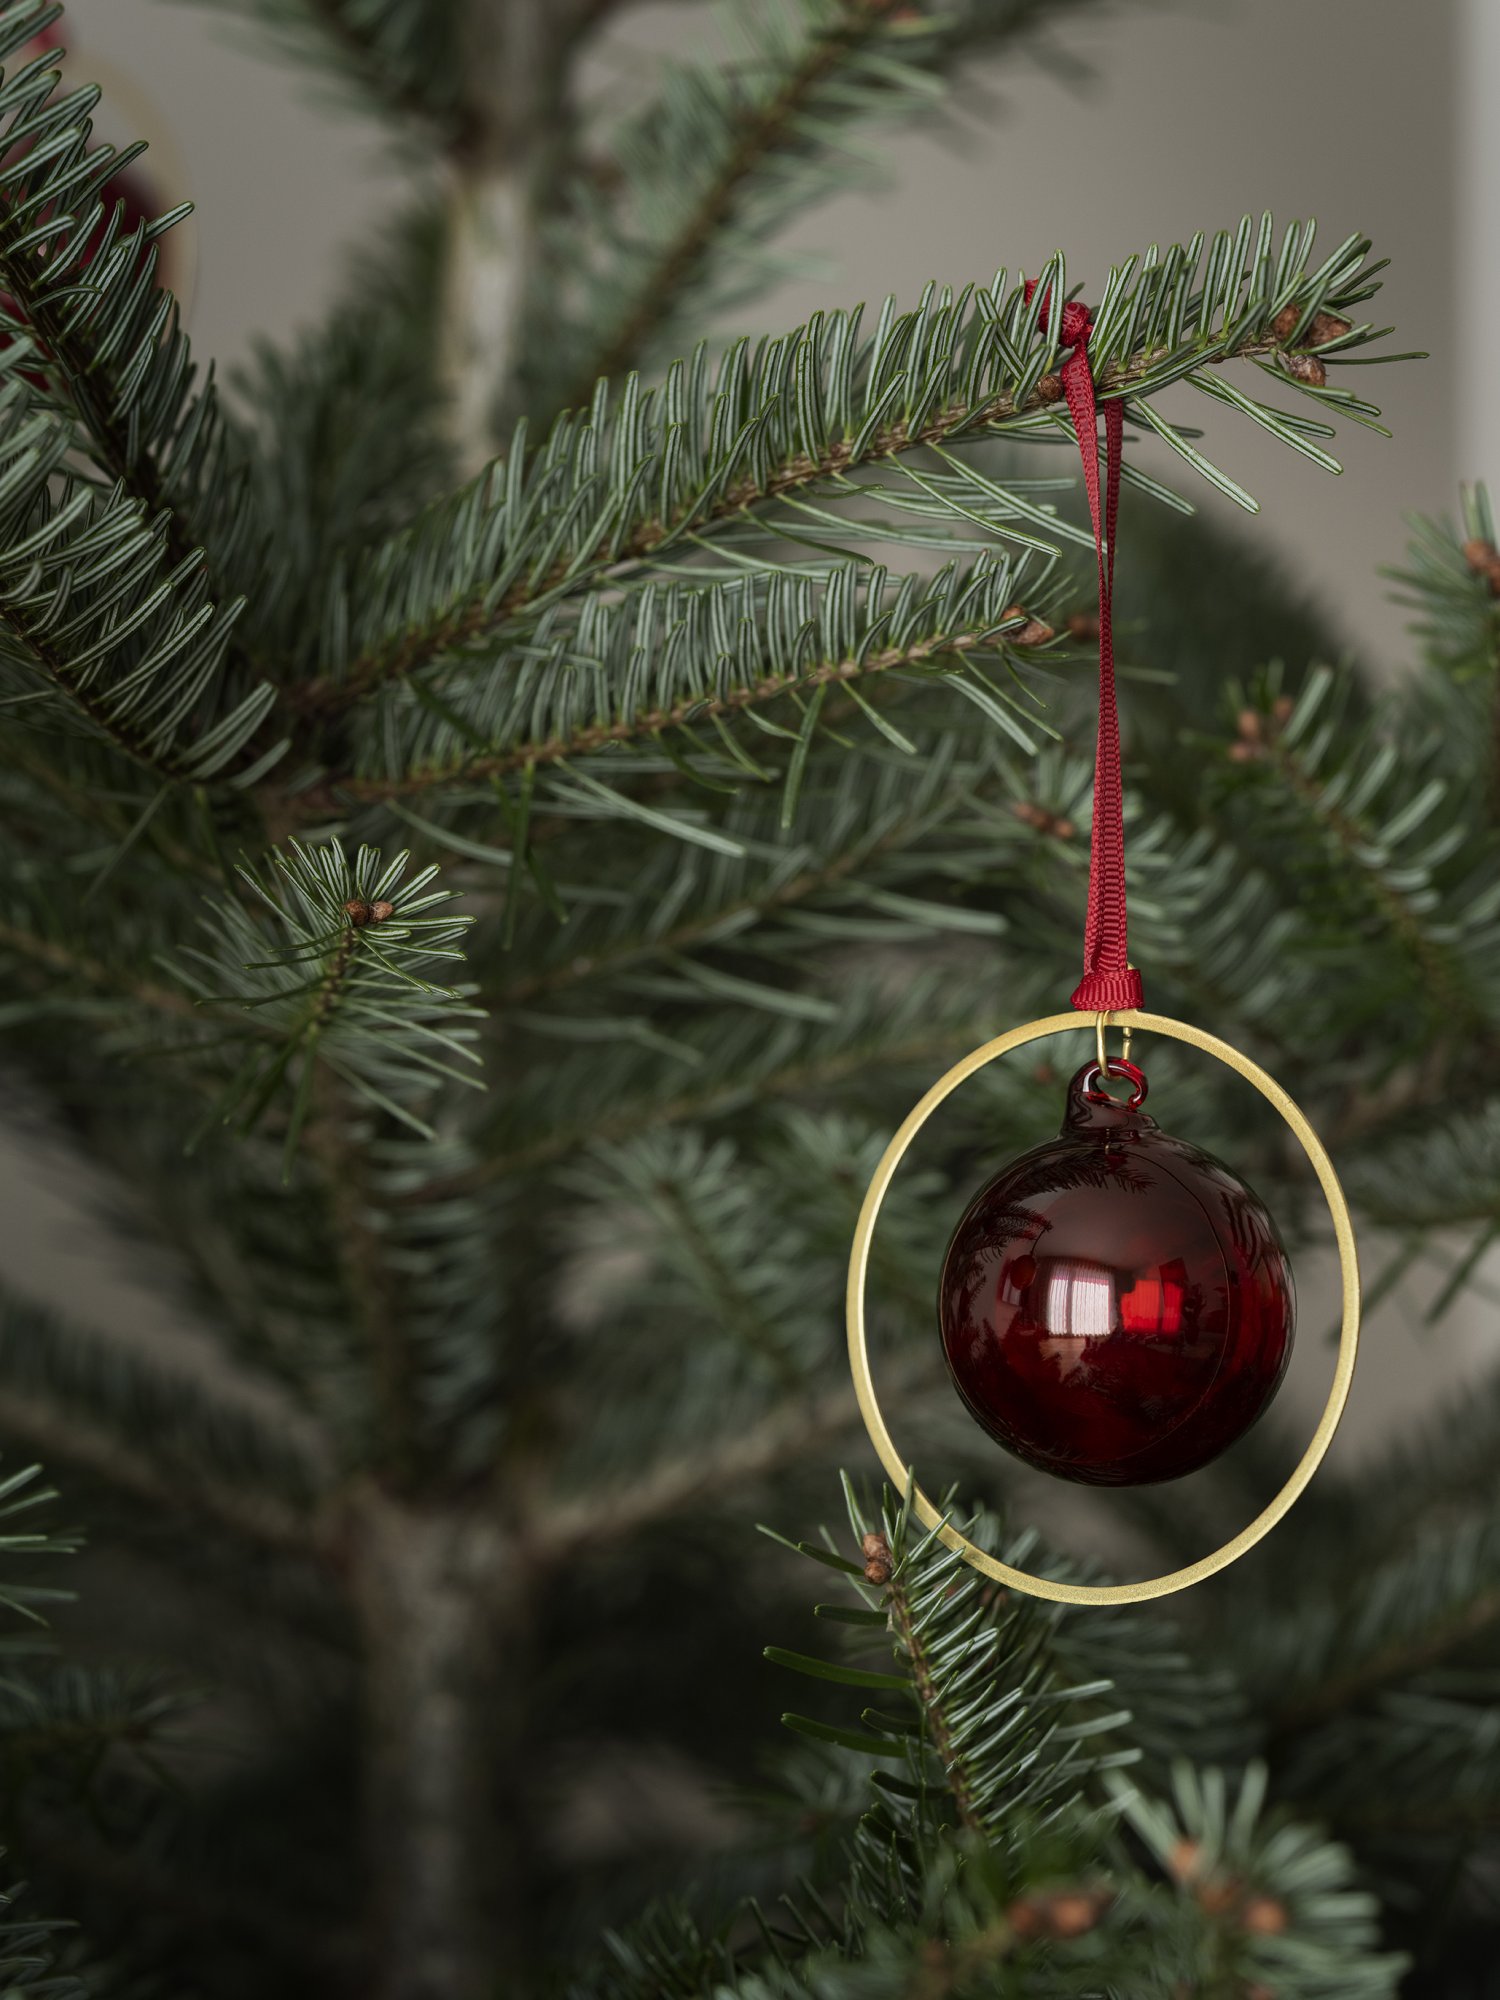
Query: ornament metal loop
xmin=846 ymin=1009 xmax=1361 ymax=1606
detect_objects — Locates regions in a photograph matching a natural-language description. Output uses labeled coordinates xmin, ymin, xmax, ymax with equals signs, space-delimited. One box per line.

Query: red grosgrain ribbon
xmin=1023 ymin=280 xmax=1144 ymax=1013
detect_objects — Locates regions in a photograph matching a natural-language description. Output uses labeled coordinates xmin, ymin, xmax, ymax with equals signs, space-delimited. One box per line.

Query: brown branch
xmin=0 ymin=1384 xmax=329 ymax=1557
xmin=883 ymin=1535 xmax=984 ymax=1834
xmin=528 ymin=1356 xmax=931 ymax=1566
xmin=566 ymin=0 xmax=908 ymax=407
xmin=487 ymin=799 xmax=921 ymax=1008
xmin=307 ymin=625 xmax=994 ymax=810
xmin=0 ymin=918 xmax=197 ymax=1019
xmin=288 ymin=331 xmax=1235 ymax=725
xmin=307 ymin=1088 xmax=421 ymax=1490
xmin=470 ymin=1018 xmax=991 ymax=1189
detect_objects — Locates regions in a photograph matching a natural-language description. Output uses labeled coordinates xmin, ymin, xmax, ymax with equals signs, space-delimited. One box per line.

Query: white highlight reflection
xmin=1044 ymin=1261 xmax=1116 ymax=1338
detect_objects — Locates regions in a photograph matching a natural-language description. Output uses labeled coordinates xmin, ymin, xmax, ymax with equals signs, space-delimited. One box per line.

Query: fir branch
xmin=316 ymin=553 xmax=1044 ymax=809
xmin=559 ymin=0 xmax=912 ymax=407
xmin=0 ymin=1295 xmax=331 ymax=1558
xmin=293 ymin=219 xmax=1394 ymax=724
xmin=169 ymin=841 xmax=482 ymax=1161
xmin=880 ymin=1535 xmax=985 ymax=1834
xmin=0 ymin=15 xmax=270 ymax=715
xmin=0 ymin=918 xmax=198 ymax=1020
xmin=471 ymin=978 xmax=1004 ymax=1186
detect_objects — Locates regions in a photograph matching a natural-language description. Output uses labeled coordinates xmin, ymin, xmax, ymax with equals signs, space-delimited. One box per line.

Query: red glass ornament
xmin=938 ymin=1059 xmax=1294 ymax=1485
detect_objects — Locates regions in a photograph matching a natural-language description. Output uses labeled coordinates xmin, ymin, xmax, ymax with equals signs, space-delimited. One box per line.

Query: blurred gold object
xmin=845 ymin=1009 xmax=1360 ymax=1606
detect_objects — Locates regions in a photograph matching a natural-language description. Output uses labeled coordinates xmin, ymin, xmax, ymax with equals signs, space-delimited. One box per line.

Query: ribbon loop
xmin=1023 ymin=278 xmax=1144 ymax=1014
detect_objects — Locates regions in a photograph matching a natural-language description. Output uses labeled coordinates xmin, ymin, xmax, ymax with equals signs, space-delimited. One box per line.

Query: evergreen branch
xmin=316 ymin=553 xmax=1045 ymax=808
xmin=0 ymin=917 xmax=198 ymax=1020
xmin=295 ymin=218 xmax=1394 ymax=722
xmin=879 ymin=1532 xmax=985 ymax=1834
xmin=0 ymin=362 xmax=274 ymax=785
xmin=169 ymin=841 xmax=482 ymax=1162
xmin=484 ymin=740 xmax=983 ymax=1008
xmin=0 ymin=1293 xmax=331 ymax=1555
xmin=472 ymin=976 xmax=1005 ymax=1186
xmin=530 ymin=1363 xmax=927 ymax=1566
xmin=161 ymin=0 xmax=466 ymax=140
xmin=556 ymin=0 xmax=912 ymax=406
xmin=0 ymin=13 xmax=271 ymax=724
xmin=533 ymin=0 xmax=1112 ymax=413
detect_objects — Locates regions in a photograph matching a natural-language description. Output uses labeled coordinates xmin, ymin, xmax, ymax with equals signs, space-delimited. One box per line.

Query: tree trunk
xmin=351 ymin=1488 xmax=525 ymax=2000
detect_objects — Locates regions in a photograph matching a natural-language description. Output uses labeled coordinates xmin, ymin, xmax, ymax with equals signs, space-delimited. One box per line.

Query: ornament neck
xmin=1061 ymin=1059 xmax=1155 ymax=1135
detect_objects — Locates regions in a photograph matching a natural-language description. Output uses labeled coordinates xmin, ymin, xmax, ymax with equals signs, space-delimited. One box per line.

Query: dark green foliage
xmin=0 ymin=2 xmax=1492 ymax=1996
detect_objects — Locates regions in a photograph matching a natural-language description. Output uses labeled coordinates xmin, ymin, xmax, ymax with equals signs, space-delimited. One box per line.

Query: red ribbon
xmin=1024 ymin=280 xmax=1143 ymax=1013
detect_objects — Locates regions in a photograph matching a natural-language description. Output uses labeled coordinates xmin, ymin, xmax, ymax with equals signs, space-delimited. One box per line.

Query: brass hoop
xmin=845 ymin=1009 xmax=1361 ymax=1606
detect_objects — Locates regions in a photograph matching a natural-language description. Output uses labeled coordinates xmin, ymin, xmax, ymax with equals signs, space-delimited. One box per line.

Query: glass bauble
xmin=938 ymin=1059 xmax=1294 ymax=1485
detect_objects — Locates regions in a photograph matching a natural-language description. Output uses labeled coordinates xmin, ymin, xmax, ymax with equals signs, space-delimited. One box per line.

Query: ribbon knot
xmin=1021 ymin=274 xmax=1143 ymax=1015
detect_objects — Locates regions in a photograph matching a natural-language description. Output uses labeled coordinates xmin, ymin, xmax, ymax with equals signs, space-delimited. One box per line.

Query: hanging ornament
xmin=846 ymin=275 xmax=1360 ymax=1603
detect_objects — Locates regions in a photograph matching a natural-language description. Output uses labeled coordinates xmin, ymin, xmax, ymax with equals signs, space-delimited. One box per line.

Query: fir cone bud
xmin=1308 ymin=308 xmax=1352 ymax=346
xmin=1240 ymin=1895 xmax=1288 ymax=1935
xmin=1196 ymin=1873 xmax=1242 ymax=1916
xmin=1462 ymin=537 xmax=1500 ymax=595
xmin=1053 ymin=817 xmax=1076 ymax=841
xmin=1236 ymin=708 xmax=1263 ymax=742
xmin=343 ymin=899 xmax=374 ymax=927
xmin=1283 ymin=352 xmax=1327 ymax=388
xmin=1004 ymin=605 xmax=1054 ymax=646
xmin=1227 ymin=741 xmax=1263 ymax=763
xmin=369 ymin=901 xmax=396 ymax=923
xmin=1269 ymin=304 xmax=1301 ymax=342
xmin=1272 ymin=694 xmax=1296 ymax=723
xmin=1036 ymin=371 xmax=1065 ymax=404
xmin=1009 ymin=1888 xmax=1112 ymax=1940
xmin=861 ymin=1530 xmax=892 ymax=1586
xmin=1168 ymin=1838 xmax=1203 ymax=1883
xmin=1066 ymin=611 xmax=1100 ymax=642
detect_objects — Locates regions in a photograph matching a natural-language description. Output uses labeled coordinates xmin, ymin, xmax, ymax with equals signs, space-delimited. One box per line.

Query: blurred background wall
xmin=0 ymin=0 xmax=1491 ymax=1457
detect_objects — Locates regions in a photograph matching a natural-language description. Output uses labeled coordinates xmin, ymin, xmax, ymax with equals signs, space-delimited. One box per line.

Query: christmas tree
xmin=0 ymin=2 xmax=1494 ymax=1996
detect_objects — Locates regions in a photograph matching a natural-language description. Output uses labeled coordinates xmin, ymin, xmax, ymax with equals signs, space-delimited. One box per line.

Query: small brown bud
xmin=1047 ymin=1891 xmax=1108 ymax=1937
xmin=1227 ymin=741 xmax=1262 ymax=763
xmin=1033 ymin=1061 xmax=1057 ymax=1085
xmin=863 ymin=1557 xmax=892 ymax=1585
xmin=1197 ymin=1873 xmax=1242 ymax=1916
xmin=1307 ymin=309 xmax=1352 ymax=346
xmin=1241 ymin=1895 xmax=1288 ymax=1935
xmin=1004 ymin=605 xmax=1054 ymax=646
xmin=1283 ymin=352 xmax=1326 ymax=388
xmin=1168 ymin=1838 xmax=1202 ymax=1884
xmin=1053 ymin=818 xmax=1076 ymax=841
xmin=1035 ymin=371 xmax=1064 ymax=404
xmin=343 ymin=899 xmax=373 ymax=927
xmin=1244 ymin=1986 xmax=1276 ymax=2000
xmin=1272 ymin=694 xmax=1296 ymax=723
xmin=1236 ymin=707 xmax=1263 ymax=742
xmin=1462 ymin=537 xmax=1500 ymax=595
xmin=1009 ymin=1888 xmax=1111 ymax=1941
xmin=1269 ymin=304 xmax=1301 ymax=342
xmin=369 ymin=900 xmax=396 ymax=923
xmin=861 ymin=1530 xmax=892 ymax=1586
xmin=1066 ymin=611 xmax=1100 ymax=642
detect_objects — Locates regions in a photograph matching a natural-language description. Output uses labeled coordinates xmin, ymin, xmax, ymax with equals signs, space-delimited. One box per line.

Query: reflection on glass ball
xmin=938 ymin=1060 xmax=1294 ymax=1485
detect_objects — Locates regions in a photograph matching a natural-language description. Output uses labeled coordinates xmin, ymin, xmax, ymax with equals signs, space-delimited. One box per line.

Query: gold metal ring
xmin=845 ymin=1009 xmax=1360 ymax=1605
